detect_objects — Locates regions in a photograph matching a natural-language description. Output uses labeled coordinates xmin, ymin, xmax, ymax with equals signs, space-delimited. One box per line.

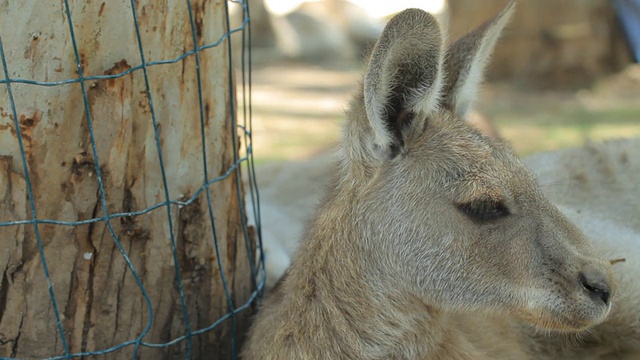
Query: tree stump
xmin=0 ymin=1 xmax=256 ymax=358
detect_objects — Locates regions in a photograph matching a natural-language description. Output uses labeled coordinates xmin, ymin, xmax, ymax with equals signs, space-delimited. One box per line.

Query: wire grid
xmin=0 ymin=0 xmax=264 ymax=358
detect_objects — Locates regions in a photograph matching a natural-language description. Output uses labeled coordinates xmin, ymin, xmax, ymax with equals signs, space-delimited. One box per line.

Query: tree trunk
xmin=0 ymin=1 xmax=256 ymax=358
xmin=448 ymin=0 xmax=632 ymax=87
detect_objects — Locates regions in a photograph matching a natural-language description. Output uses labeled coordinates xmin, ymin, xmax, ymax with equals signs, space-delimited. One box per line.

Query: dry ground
xmin=250 ymin=62 xmax=640 ymax=163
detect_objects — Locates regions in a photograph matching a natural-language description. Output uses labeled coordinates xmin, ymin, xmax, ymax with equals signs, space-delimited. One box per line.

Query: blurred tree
xmin=448 ymin=0 xmax=633 ymax=87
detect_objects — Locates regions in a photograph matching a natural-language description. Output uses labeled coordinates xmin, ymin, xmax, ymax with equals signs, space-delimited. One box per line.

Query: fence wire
xmin=0 ymin=0 xmax=263 ymax=358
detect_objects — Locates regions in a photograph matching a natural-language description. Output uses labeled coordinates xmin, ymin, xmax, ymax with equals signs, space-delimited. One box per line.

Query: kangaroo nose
xmin=579 ymin=271 xmax=611 ymax=305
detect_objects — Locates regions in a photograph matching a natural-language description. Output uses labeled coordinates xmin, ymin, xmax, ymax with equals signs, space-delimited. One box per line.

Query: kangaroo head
xmin=339 ymin=1 xmax=615 ymax=331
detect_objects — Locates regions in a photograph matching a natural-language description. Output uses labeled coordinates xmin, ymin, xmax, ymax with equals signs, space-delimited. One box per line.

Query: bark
xmin=0 ymin=1 xmax=255 ymax=358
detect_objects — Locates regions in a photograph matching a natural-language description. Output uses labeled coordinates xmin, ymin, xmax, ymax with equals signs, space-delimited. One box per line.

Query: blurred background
xmin=231 ymin=0 xmax=640 ymax=164
xmin=231 ymin=0 xmax=640 ymax=283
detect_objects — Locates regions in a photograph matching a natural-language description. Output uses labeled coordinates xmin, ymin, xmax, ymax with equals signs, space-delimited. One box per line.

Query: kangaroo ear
xmin=442 ymin=0 xmax=516 ymax=117
xmin=364 ymin=9 xmax=444 ymax=155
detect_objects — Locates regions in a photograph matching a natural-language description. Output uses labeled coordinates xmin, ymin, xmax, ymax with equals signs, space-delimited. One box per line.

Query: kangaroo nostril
xmin=579 ymin=272 xmax=611 ymax=305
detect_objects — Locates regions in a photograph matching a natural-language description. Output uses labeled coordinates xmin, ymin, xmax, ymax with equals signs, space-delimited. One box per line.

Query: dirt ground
xmin=250 ymin=61 xmax=640 ymax=163
xmin=247 ymin=59 xmax=640 ymax=286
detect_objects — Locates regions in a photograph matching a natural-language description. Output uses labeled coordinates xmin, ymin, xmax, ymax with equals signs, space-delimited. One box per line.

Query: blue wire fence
xmin=0 ymin=0 xmax=264 ymax=358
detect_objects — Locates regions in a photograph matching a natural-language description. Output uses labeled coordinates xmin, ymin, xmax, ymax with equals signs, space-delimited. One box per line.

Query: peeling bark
xmin=0 ymin=1 xmax=254 ymax=358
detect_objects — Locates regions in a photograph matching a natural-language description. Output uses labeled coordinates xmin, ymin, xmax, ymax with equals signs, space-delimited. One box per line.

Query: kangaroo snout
xmin=579 ymin=268 xmax=614 ymax=305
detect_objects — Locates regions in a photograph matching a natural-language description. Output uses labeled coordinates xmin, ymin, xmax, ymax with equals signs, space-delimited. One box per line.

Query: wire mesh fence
xmin=0 ymin=0 xmax=263 ymax=358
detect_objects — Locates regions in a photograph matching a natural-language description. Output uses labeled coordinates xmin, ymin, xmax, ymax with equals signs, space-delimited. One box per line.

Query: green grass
xmin=249 ymin=63 xmax=640 ymax=164
xmin=486 ymin=101 xmax=640 ymax=156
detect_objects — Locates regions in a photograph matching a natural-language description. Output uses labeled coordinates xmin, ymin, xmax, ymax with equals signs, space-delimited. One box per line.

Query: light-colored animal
xmin=523 ymin=138 xmax=640 ymax=357
xmin=244 ymin=2 xmax=640 ymax=358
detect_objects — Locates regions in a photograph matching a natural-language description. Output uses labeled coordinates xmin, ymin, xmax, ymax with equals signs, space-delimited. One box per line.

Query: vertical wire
xmin=0 ymin=36 xmax=71 ymax=359
xmin=242 ymin=0 xmax=266 ymax=293
xmin=60 ymin=1 xmax=156 ymax=358
xmin=126 ymin=0 xmax=192 ymax=357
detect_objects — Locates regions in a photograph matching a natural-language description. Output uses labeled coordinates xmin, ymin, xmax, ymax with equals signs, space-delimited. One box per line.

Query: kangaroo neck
xmin=283 ymin=210 xmax=461 ymax=359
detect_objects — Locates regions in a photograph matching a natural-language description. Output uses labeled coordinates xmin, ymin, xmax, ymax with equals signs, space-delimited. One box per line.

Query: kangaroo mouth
xmin=516 ymin=285 xmax=613 ymax=332
xmin=518 ymin=307 xmax=608 ymax=332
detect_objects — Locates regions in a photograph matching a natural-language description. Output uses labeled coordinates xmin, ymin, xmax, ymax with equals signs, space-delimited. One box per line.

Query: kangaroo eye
xmin=457 ymin=200 xmax=510 ymax=222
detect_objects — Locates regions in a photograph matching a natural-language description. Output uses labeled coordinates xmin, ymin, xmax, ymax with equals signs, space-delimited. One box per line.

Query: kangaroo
xmin=243 ymin=2 xmax=634 ymax=358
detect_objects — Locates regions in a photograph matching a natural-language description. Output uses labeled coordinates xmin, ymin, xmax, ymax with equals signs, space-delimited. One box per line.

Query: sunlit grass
xmin=485 ymin=97 xmax=640 ymax=156
xmin=249 ymin=63 xmax=640 ymax=164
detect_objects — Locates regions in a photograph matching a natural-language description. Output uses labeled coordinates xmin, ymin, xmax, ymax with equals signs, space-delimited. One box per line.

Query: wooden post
xmin=0 ymin=1 xmax=256 ymax=358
